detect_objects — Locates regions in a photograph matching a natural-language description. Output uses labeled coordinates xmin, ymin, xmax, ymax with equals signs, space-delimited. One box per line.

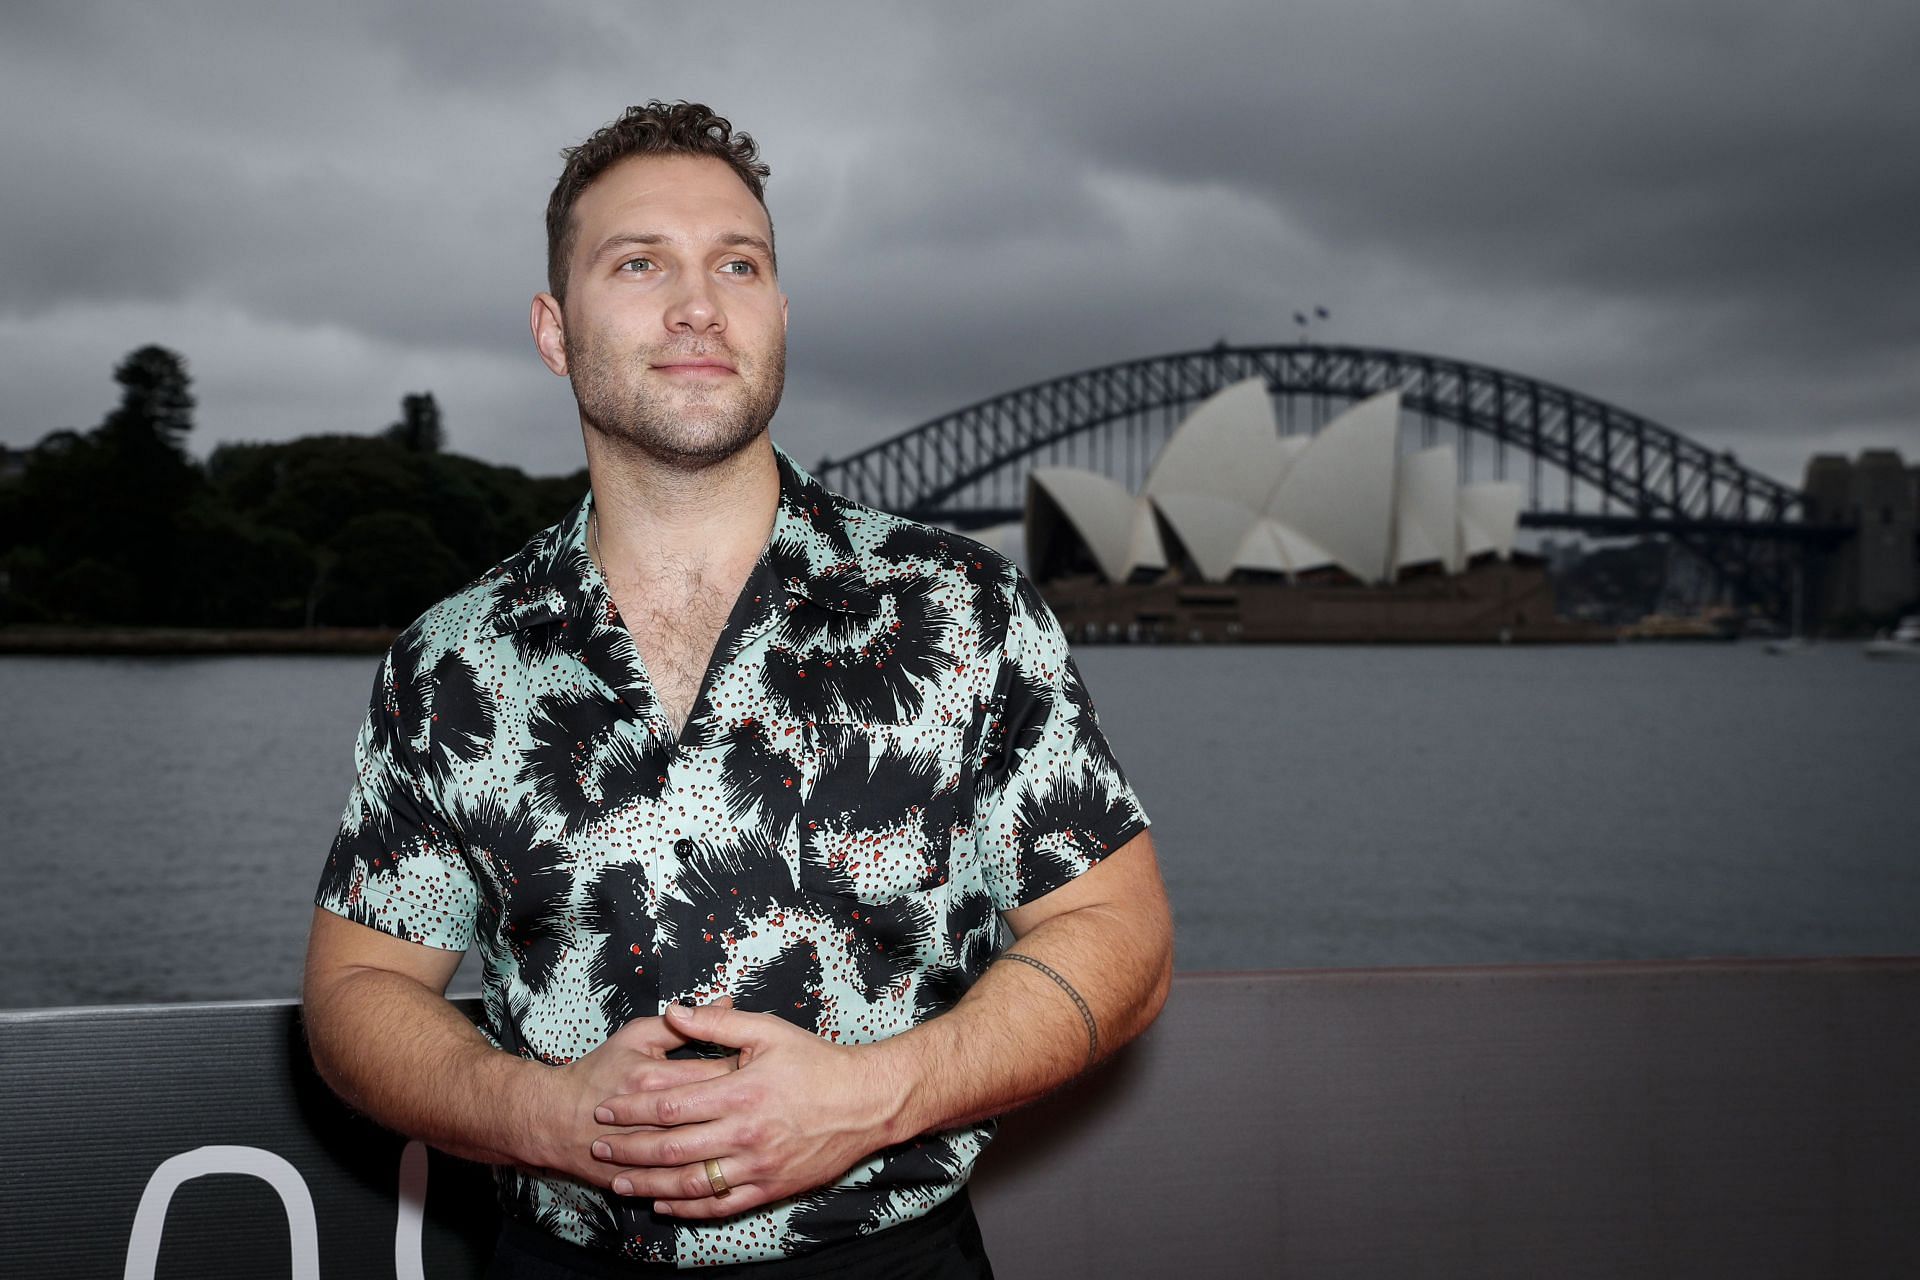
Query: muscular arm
xmin=598 ymin=829 xmax=1173 ymax=1216
xmin=876 ymin=827 xmax=1173 ymax=1134
xmin=301 ymin=910 xmax=536 ymax=1166
xmin=300 ymin=907 xmax=736 ymax=1187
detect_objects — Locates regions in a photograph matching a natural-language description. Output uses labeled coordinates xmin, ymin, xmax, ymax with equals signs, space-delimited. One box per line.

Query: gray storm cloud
xmin=2 ymin=0 xmax=1914 ymax=486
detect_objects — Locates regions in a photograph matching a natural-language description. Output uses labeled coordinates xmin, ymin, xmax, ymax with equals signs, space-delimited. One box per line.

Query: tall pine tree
xmin=383 ymin=392 xmax=444 ymax=453
xmin=88 ymin=345 xmax=203 ymax=622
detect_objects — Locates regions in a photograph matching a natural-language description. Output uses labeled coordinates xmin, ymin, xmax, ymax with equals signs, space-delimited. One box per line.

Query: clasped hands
xmin=552 ymin=997 xmax=906 ymax=1219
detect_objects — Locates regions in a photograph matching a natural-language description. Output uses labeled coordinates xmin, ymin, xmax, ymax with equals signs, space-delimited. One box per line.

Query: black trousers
xmin=486 ymin=1190 xmax=995 ymax=1280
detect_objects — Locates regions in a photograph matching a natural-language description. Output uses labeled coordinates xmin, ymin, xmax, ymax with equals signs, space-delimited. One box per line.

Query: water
xmin=1 ymin=644 xmax=1915 ymax=1010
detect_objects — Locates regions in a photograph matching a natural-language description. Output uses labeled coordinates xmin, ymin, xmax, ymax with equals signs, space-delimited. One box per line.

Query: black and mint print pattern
xmin=315 ymin=444 xmax=1149 ymax=1266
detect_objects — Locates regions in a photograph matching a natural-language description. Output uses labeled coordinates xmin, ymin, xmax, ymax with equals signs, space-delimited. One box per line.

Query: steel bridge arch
xmin=814 ymin=344 xmax=1807 ymax=534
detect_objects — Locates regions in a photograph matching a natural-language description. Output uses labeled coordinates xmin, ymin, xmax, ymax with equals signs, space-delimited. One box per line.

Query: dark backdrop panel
xmin=4 ymin=961 xmax=1918 ymax=1278
xmin=0 ymin=1000 xmax=495 ymax=1279
xmin=973 ymin=961 xmax=1920 ymax=1279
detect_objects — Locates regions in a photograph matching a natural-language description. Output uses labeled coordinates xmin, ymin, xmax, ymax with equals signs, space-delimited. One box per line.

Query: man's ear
xmin=531 ymin=293 xmax=569 ymax=376
xmin=780 ymin=291 xmax=789 ymax=334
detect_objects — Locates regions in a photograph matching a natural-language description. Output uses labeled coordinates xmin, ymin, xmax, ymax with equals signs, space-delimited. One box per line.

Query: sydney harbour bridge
xmin=813 ymin=344 xmax=1852 ymax=620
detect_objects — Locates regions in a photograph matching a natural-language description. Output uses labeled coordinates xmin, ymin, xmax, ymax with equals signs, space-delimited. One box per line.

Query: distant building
xmin=1804 ymin=449 xmax=1919 ymax=622
xmin=997 ymin=381 xmax=1604 ymax=642
xmin=1023 ymin=381 xmax=1522 ymax=587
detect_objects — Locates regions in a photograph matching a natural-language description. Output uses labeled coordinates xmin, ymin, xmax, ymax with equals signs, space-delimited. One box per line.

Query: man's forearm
xmin=573 ymin=835 xmax=1174 ymax=1218
xmin=872 ymin=896 xmax=1174 ymax=1143
xmin=303 ymin=967 xmax=552 ymax=1168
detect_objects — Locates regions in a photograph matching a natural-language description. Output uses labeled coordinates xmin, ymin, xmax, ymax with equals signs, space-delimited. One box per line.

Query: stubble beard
xmin=565 ymin=324 xmax=787 ymax=468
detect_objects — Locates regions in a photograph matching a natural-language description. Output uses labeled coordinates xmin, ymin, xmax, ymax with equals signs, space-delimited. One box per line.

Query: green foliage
xmin=101 ymin=346 xmax=196 ymax=452
xmin=322 ymin=511 xmax=470 ymax=628
xmin=211 ymin=434 xmax=427 ymax=545
xmin=175 ymin=498 xmax=315 ymax=627
xmin=3 ymin=352 xmax=589 ymax=630
xmin=8 ymin=346 xmax=205 ymax=623
xmin=48 ymin=557 xmax=139 ymax=622
xmin=0 ymin=544 xmax=55 ymax=625
xmin=382 ymin=392 xmax=445 ymax=453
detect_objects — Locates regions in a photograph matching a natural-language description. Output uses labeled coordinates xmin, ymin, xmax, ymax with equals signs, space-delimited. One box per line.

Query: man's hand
xmin=525 ymin=997 xmax=741 ymax=1190
xmin=587 ymin=1001 xmax=908 ymax=1218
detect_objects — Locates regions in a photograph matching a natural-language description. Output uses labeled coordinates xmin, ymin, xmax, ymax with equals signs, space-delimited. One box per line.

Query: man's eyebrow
xmin=590 ymin=231 xmax=774 ymax=261
xmin=716 ymin=232 xmax=774 ymax=258
xmin=591 ymin=232 xmax=669 ymax=261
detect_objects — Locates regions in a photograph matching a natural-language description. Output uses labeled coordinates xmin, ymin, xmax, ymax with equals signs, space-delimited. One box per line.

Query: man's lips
xmin=652 ymin=358 xmax=736 ymax=375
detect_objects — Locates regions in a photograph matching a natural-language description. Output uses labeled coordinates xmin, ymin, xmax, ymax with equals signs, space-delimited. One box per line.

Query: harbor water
xmin=1 ymin=643 xmax=1915 ymax=1010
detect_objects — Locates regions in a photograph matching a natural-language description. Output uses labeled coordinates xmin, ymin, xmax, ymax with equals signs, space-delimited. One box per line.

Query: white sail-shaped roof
xmin=1127 ymin=499 xmax=1168 ymax=574
xmin=959 ymin=521 xmax=1023 ymax=561
xmin=1151 ymin=491 xmax=1258 ymax=582
xmin=1026 ymin=468 xmax=1164 ymax=582
xmin=1267 ymin=436 xmax=1311 ymax=505
xmin=1019 ymin=385 xmax=1521 ymax=589
xmin=1270 ymin=520 xmax=1339 ymax=575
xmin=1393 ymin=446 xmax=1462 ymax=574
xmin=1027 ymin=468 xmax=1133 ymax=582
xmin=1458 ymin=481 xmax=1524 ymax=561
xmin=1233 ymin=517 xmax=1340 ymax=577
xmin=1265 ymin=390 xmax=1401 ymax=584
xmin=1230 ymin=519 xmax=1288 ymax=576
xmin=1145 ymin=378 xmax=1294 ymax=512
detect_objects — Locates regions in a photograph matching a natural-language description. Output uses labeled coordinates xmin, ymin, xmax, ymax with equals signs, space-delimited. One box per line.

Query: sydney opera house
xmin=1000 ymin=380 xmax=1597 ymax=642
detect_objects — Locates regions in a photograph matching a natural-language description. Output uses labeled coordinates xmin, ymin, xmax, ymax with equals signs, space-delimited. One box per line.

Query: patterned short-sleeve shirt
xmin=314 ymin=442 xmax=1149 ymax=1266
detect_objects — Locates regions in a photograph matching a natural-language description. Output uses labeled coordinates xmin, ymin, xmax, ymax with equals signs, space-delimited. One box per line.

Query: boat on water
xmin=1864 ymin=615 xmax=1920 ymax=660
xmin=1762 ymin=567 xmax=1814 ymax=655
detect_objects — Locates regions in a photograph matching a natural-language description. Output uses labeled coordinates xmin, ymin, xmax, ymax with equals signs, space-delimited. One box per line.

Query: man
xmin=302 ymin=101 xmax=1172 ymax=1277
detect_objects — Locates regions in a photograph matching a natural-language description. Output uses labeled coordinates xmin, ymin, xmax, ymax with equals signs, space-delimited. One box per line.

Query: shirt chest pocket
xmin=794 ymin=718 xmax=972 ymax=905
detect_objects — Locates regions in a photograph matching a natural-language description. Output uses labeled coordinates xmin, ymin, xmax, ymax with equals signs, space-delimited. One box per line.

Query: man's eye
xmin=721 ymin=260 xmax=755 ymax=275
xmin=619 ymin=257 xmax=656 ymax=272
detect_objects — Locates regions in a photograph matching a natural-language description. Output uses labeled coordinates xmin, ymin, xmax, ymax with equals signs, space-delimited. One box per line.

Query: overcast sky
xmin=4 ymin=0 xmax=1916 ymax=490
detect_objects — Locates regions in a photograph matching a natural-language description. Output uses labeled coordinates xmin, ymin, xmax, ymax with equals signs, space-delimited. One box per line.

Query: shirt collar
xmin=488 ymin=440 xmax=878 ymax=637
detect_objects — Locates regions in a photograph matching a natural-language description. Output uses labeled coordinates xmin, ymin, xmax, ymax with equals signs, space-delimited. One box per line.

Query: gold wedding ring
xmin=704 ymin=1157 xmax=732 ymax=1197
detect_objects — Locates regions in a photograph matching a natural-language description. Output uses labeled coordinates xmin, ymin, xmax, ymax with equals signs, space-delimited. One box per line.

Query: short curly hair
xmin=544 ymin=100 xmax=774 ymax=303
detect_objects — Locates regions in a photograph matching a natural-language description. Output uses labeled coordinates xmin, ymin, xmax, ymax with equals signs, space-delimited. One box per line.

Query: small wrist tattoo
xmin=998 ymin=952 xmax=1098 ymax=1066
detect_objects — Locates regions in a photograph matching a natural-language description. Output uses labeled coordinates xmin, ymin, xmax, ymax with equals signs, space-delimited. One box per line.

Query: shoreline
xmin=0 ymin=625 xmax=400 ymax=655
xmin=0 ymin=622 xmax=1632 ymax=653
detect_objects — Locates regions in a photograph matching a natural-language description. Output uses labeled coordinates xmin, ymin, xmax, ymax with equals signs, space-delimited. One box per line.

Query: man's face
xmin=538 ymin=153 xmax=787 ymax=467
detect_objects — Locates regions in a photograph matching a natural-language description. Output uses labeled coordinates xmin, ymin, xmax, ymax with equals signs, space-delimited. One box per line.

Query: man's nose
xmin=662 ymin=271 xmax=724 ymax=335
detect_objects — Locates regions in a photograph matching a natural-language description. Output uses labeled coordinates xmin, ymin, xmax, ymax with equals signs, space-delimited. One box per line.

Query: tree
xmin=2 ymin=345 xmax=208 ymax=623
xmin=321 ymin=511 xmax=467 ymax=627
xmin=383 ymin=392 xmax=444 ymax=453
xmin=2 ymin=347 xmax=582 ymax=629
xmin=89 ymin=346 xmax=205 ymax=621
xmin=99 ymin=345 xmax=196 ymax=454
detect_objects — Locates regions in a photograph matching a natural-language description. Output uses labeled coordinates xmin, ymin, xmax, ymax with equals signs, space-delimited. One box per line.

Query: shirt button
xmin=674 ymin=838 xmax=694 ymax=857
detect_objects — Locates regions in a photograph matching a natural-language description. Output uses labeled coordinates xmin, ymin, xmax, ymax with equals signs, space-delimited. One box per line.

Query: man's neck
xmin=583 ymin=432 xmax=781 ymax=587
